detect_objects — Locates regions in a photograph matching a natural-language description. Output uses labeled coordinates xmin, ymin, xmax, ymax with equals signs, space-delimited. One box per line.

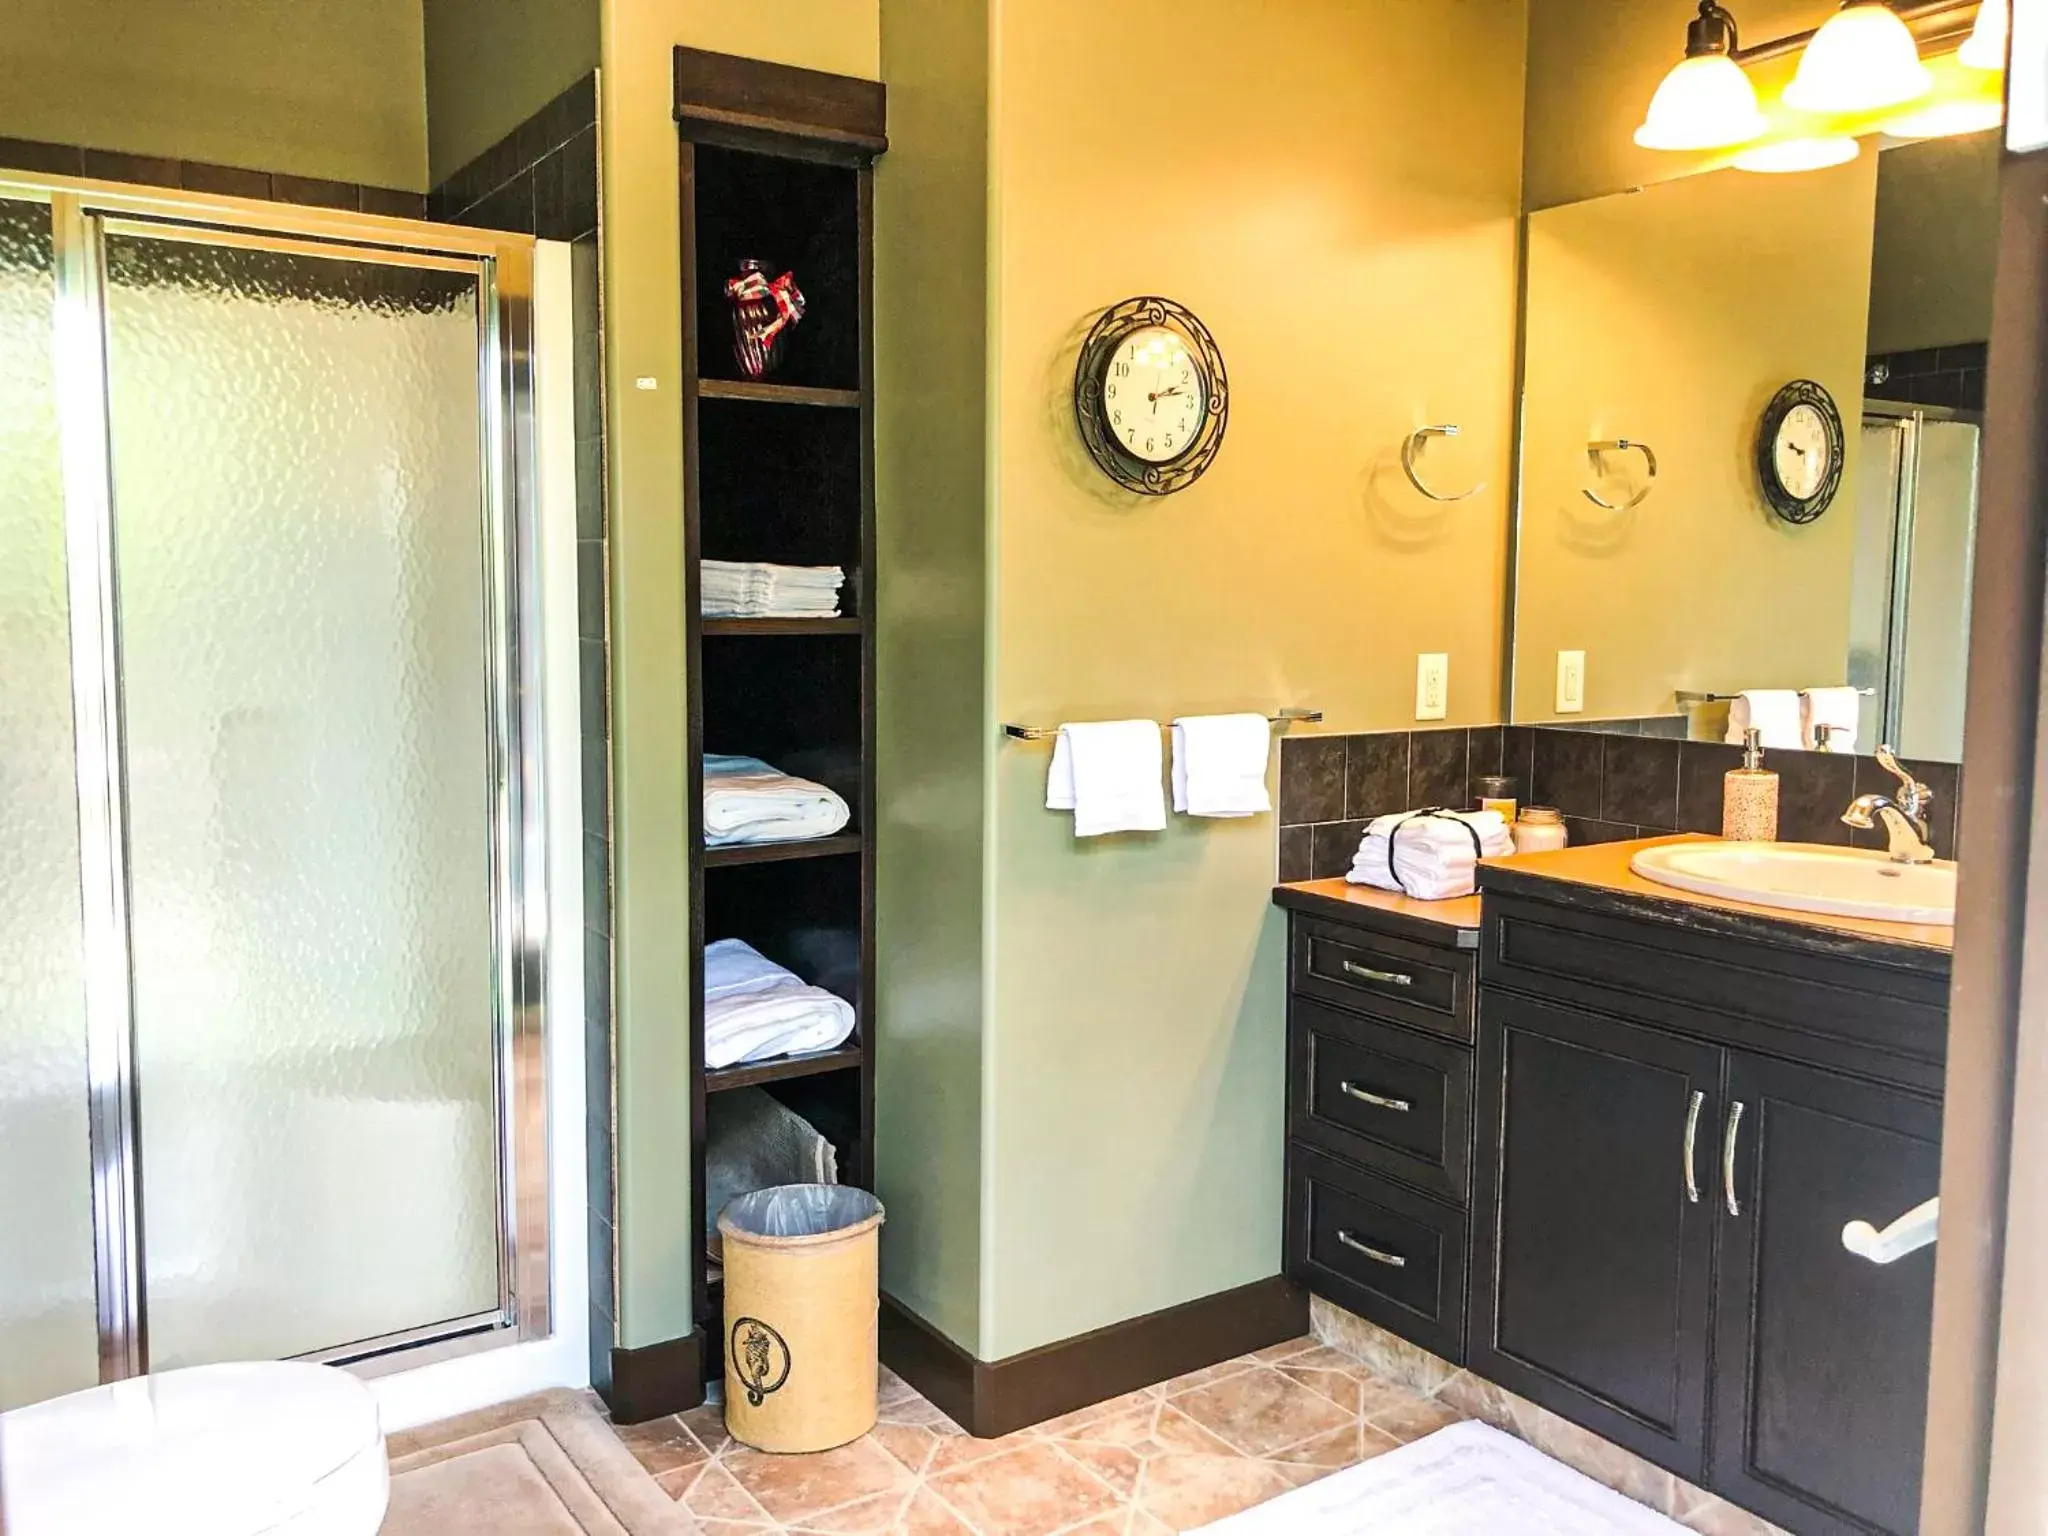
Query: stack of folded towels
xmin=705 ymin=938 xmax=858 ymax=1070
xmin=704 ymin=754 xmax=851 ymax=846
xmin=702 ymin=560 xmax=844 ymax=619
xmin=1346 ymin=808 xmax=1514 ymax=901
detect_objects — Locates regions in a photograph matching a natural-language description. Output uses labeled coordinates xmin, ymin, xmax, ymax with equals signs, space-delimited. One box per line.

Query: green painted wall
xmin=0 ymin=0 xmax=428 ymax=188
xmin=423 ymin=0 xmax=599 ymax=183
xmin=598 ymin=0 xmax=879 ymax=1353
xmin=872 ymin=0 xmax=990 ymax=1352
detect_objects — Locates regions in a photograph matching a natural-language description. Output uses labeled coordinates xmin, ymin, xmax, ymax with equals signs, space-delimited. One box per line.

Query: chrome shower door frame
xmin=20 ymin=173 xmax=552 ymax=1382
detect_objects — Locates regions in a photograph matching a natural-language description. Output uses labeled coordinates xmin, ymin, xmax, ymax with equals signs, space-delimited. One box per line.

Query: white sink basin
xmin=1630 ymin=841 xmax=1956 ymax=925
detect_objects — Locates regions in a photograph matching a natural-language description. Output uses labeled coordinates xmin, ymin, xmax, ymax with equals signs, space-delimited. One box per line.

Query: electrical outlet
xmin=1556 ymin=650 xmax=1586 ymax=714
xmin=1416 ymin=653 xmax=1449 ymax=721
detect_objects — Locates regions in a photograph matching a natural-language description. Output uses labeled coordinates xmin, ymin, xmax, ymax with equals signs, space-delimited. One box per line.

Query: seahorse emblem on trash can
xmin=731 ymin=1316 xmax=792 ymax=1406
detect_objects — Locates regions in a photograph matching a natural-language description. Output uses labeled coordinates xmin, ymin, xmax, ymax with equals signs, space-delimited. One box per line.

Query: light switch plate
xmin=1556 ymin=650 xmax=1586 ymax=714
xmin=1416 ymin=653 xmax=1449 ymax=721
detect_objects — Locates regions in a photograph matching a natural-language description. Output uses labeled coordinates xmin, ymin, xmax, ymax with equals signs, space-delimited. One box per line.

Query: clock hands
xmin=1148 ymin=385 xmax=1186 ymax=416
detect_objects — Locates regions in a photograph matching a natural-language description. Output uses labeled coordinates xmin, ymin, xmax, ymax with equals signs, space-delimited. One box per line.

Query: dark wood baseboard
xmin=881 ymin=1275 xmax=1308 ymax=1440
xmin=603 ymin=1329 xmax=707 ymax=1425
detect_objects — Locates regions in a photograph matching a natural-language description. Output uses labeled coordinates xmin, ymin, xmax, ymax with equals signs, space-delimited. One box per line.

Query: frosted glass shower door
xmin=99 ymin=229 xmax=506 ymax=1367
xmin=0 ymin=199 xmax=98 ymax=1410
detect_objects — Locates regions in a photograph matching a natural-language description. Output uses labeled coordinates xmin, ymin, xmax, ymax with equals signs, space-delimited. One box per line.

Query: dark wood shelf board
xmin=703 ymin=833 xmax=864 ymax=869
xmin=698 ymin=378 xmax=862 ymax=409
xmin=702 ymin=616 xmax=862 ymax=637
xmin=706 ymin=1044 xmax=864 ymax=1093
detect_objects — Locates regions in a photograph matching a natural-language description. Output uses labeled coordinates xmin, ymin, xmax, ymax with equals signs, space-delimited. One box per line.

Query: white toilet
xmin=0 ymin=1361 xmax=388 ymax=1536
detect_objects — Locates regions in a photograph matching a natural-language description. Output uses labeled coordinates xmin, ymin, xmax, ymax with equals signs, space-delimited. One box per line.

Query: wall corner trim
xmin=604 ymin=1330 xmax=707 ymax=1425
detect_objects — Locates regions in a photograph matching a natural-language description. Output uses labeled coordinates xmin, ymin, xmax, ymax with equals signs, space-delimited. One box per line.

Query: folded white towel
xmin=1047 ymin=719 xmax=1167 ymax=837
xmin=1725 ymin=690 xmax=1803 ymax=751
xmin=1348 ymin=809 xmax=1514 ymax=900
xmin=704 ymin=938 xmax=857 ymax=1069
xmin=1171 ymin=713 xmax=1273 ymax=818
xmin=1801 ymin=687 xmax=1862 ymax=753
xmin=704 ymin=754 xmax=851 ymax=846
xmin=702 ymin=560 xmax=845 ymax=618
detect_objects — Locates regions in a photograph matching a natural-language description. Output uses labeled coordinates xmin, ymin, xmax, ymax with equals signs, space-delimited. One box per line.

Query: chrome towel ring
xmin=1583 ymin=438 xmax=1658 ymax=511
xmin=1400 ymin=424 xmax=1486 ymax=503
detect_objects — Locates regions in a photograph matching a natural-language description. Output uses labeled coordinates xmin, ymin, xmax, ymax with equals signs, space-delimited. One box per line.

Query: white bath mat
xmin=1190 ymin=1420 xmax=1691 ymax=1535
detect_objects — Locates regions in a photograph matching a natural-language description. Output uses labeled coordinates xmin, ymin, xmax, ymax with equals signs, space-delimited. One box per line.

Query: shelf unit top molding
xmin=674 ymin=46 xmax=888 ymax=156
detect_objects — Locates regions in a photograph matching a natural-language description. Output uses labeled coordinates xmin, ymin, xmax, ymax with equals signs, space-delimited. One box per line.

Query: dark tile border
xmin=0 ymin=134 xmax=426 ymax=217
xmin=1282 ymin=726 xmax=1961 ymax=863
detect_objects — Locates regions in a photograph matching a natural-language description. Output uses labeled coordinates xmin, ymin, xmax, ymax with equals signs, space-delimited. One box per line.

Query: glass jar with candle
xmin=1512 ymin=805 xmax=1568 ymax=854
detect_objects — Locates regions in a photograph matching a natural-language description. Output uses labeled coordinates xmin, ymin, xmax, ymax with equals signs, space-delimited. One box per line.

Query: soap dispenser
xmin=1723 ymin=728 xmax=1779 ymax=841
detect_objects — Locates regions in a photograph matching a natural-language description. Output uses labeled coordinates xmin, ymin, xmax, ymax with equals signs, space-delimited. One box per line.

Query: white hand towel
xmin=1724 ymin=690 xmax=1803 ymax=751
xmin=1046 ymin=719 xmax=1167 ymax=837
xmin=1801 ymin=687 xmax=1862 ymax=753
xmin=1171 ymin=713 xmax=1274 ymax=817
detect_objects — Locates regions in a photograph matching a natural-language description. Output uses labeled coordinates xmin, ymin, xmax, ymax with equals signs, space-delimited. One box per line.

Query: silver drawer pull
xmin=1336 ymin=1230 xmax=1407 ymax=1269
xmin=1682 ymin=1089 xmax=1704 ymax=1205
xmin=1340 ymin=1081 xmax=1413 ymax=1114
xmin=1341 ymin=960 xmax=1414 ymax=987
xmin=1723 ymin=1100 xmax=1746 ymax=1217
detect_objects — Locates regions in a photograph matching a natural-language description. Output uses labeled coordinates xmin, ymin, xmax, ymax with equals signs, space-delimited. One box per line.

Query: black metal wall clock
xmin=1073 ymin=296 xmax=1228 ymax=495
xmin=1755 ymin=378 xmax=1845 ymax=525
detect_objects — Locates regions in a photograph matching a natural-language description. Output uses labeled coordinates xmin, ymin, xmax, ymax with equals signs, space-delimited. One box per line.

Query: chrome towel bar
xmin=1001 ymin=707 xmax=1322 ymax=742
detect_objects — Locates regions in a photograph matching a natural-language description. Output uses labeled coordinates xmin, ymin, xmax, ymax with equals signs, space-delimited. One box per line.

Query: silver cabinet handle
xmin=1340 ymin=1081 xmax=1413 ymax=1114
xmin=1341 ymin=960 xmax=1413 ymax=987
xmin=1723 ymin=1101 xmax=1746 ymax=1217
xmin=1337 ymin=1230 xmax=1407 ymax=1268
xmin=1683 ymin=1089 xmax=1704 ymax=1205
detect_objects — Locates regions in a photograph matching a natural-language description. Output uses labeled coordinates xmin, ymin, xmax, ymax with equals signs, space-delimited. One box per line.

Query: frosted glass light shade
xmin=1785 ymin=3 xmax=1934 ymax=112
xmin=1733 ymin=135 xmax=1862 ymax=173
xmin=1960 ymin=0 xmax=2008 ymax=70
xmin=1635 ymin=54 xmax=1768 ymax=149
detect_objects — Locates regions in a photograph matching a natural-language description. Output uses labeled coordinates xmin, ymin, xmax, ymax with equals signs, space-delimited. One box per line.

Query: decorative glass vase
xmin=725 ymin=258 xmax=807 ymax=379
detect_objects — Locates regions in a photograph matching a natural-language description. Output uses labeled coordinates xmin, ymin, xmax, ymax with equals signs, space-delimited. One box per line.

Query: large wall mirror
xmin=1507 ymin=129 xmax=1997 ymax=765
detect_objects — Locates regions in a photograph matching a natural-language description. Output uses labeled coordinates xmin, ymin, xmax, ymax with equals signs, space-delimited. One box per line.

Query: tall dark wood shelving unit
xmin=676 ymin=48 xmax=886 ymax=1387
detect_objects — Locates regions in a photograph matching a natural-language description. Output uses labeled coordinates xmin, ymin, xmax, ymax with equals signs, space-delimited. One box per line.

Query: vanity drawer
xmin=1292 ymin=918 xmax=1472 ymax=1043
xmin=1290 ymin=1000 xmax=1471 ymax=1205
xmin=1286 ymin=1143 xmax=1466 ymax=1364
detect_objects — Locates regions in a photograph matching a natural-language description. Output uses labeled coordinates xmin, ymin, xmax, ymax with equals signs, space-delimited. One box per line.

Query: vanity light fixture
xmin=1959 ymin=0 xmax=2009 ymax=68
xmin=1733 ymin=135 xmax=1863 ymax=172
xmin=1784 ymin=3 xmax=1934 ymax=113
xmin=1881 ymin=96 xmax=2005 ymax=135
xmin=1635 ymin=2 xmax=1768 ymax=149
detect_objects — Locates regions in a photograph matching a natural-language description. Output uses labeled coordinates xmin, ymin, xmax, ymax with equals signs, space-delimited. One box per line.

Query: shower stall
xmin=0 ymin=177 xmax=553 ymax=1411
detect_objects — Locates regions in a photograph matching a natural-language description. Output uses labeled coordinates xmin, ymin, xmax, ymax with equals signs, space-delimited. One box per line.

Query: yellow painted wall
xmin=598 ymin=0 xmax=879 ymax=1351
xmin=872 ymin=0 xmax=989 ymax=1350
xmin=1524 ymin=0 xmax=1839 ymax=209
xmin=1868 ymin=131 xmax=2001 ymax=355
xmin=0 ymin=0 xmax=428 ymax=189
xmin=423 ymin=0 xmax=599 ymax=183
xmin=979 ymin=0 xmax=1526 ymax=1359
xmin=1512 ymin=158 xmax=1878 ymax=723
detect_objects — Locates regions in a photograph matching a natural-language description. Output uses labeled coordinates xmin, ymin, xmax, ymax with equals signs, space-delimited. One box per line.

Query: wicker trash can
xmin=718 ymin=1184 xmax=886 ymax=1454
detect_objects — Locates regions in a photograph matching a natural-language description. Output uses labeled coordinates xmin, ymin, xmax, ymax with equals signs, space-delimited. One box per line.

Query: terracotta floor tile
xmin=1370 ymin=1393 xmax=1462 ymax=1443
xmin=682 ymin=1403 xmax=738 ymax=1456
xmin=1157 ymin=1356 xmax=1258 ymax=1396
xmin=1134 ymin=1451 xmax=1295 ymax=1529
xmin=679 ymin=1462 xmax=777 ymax=1522
xmin=1248 ymin=1335 xmax=1321 ymax=1364
xmin=1264 ymin=1421 xmax=1361 ymax=1467
xmin=722 ymin=1437 xmax=916 ymax=1525
xmin=1029 ymin=1386 xmax=1160 ymax=1440
xmin=927 ymin=1440 xmax=1125 ymax=1536
xmin=613 ymin=1415 xmax=711 ymax=1476
xmin=924 ymin=1425 xmax=1040 ymax=1477
xmin=1053 ymin=1438 xmax=1145 ymax=1498
xmin=692 ymin=1522 xmax=775 ymax=1536
xmin=1168 ymin=1365 xmax=1358 ymax=1457
xmin=871 ymin=1419 xmax=948 ymax=1474
xmin=787 ymin=1483 xmax=918 ymax=1533
xmin=900 ymin=1487 xmax=981 ymax=1534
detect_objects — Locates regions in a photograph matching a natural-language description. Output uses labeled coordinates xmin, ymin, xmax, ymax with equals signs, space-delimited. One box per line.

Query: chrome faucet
xmin=1841 ymin=746 xmax=1936 ymax=865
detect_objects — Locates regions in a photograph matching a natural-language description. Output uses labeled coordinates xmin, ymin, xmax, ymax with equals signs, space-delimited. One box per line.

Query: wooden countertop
xmin=1478 ymin=834 xmax=1955 ymax=958
xmin=1271 ymin=878 xmax=1482 ymax=948
xmin=1276 ymin=835 xmax=1952 ymax=963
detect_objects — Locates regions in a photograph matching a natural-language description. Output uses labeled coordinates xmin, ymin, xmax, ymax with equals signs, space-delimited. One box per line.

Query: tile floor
xmin=606 ymin=1335 xmax=1464 ymax=1535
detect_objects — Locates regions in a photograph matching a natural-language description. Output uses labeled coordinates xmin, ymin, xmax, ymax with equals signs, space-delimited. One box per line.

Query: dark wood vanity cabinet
xmin=1471 ymin=880 xmax=1949 ymax=1536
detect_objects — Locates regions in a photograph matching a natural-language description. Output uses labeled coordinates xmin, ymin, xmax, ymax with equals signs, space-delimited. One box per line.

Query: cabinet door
xmin=1469 ymin=993 xmax=1721 ymax=1479
xmin=1710 ymin=1054 xmax=1941 ymax=1536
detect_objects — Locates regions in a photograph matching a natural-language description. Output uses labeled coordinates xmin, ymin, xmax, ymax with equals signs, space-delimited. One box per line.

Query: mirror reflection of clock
xmin=1773 ymin=402 xmax=1830 ymax=501
xmin=1102 ymin=325 xmax=1207 ymax=464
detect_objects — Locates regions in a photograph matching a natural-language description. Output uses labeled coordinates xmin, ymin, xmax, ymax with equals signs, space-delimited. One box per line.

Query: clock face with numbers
xmin=1755 ymin=378 xmax=1845 ymax=525
xmin=1074 ymin=297 xmax=1229 ymax=495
